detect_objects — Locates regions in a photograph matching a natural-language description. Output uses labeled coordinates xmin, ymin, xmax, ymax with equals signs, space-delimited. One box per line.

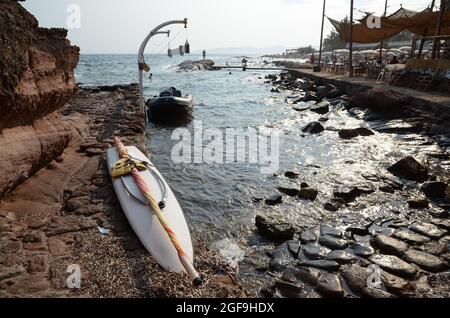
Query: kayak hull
xmin=106 ymin=146 xmax=193 ymax=273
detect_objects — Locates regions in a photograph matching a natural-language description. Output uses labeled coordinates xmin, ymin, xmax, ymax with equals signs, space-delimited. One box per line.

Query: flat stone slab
xmin=393 ymin=229 xmax=430 ymax=245
xmin=409 ymin=222 xmax=447 ymax=239
xmin=372 ymin=234 xmax=409 ymax=256
xmin=319 ymin=235 xmax=349 ymax=250
xmin=300 ymin=230 xmax=317 ymax=244
xmin=326 ymin=250 xmax=357 ymax=264
xmin=403 ymin=249 xmax=448 ymax=273
xmin=298 ymin=259 xmax=340 ymax=271
xmin=369 ymin=254 xmax=417 ymax=279
xmin=320 ymin=224 xmax=342 ymax=238
xmin=302 ymin=242 xmax=330 ymax=260
xmin=349 ymin=243 xmax=375 ymax=258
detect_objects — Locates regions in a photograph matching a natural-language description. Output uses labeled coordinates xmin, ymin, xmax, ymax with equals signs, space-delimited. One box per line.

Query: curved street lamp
xmin=138 ymin=18 xmax=188 ymax=117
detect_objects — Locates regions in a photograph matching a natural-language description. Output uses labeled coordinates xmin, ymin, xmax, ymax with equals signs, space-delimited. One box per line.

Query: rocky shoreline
xmin=237 ymin=71 xmax=450 ymax=298
xmin=0 ymin=84 xmax=242 ymax=298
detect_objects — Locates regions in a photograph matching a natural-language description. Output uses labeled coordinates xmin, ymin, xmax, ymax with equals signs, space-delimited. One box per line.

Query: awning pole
xmin=349 ymin=0 xmax=354 ymax=77
xmin=419 ymin=0 xmax=437 ymax=59
xmin=318 ymin=0 xmax=326 ymax=71
xmin=379 ymin=0 xmax=388 ymax=58
xmin=432 ymin=0 xmax=447 ymax=59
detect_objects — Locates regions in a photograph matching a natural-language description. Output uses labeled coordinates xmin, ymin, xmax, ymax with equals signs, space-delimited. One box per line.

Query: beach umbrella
xmin=333 ymin=49 xmax=350 ymax=55
xmin=360 ymin=49 xmax=379 ymax=56
xmin=388 ymin=48 xmax=403 ymax=54
xmin=114 ymin=137 xmax=202 ymax=286
xmin=399 ymin=46 xmax=411 ymax=51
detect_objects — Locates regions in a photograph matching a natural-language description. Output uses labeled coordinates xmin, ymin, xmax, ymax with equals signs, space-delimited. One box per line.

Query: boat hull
xmin=148 ymin=95 xmax=193 ymax=124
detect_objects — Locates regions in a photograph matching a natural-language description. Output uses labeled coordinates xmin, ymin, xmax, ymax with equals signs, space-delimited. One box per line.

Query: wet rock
xmin=302 ymin=243 xmax=330 ymax=260
xmin=421 ymin=181 xmax=448 ymax=198
xmin=343 ymin=264 xmax=377 ymax=296
xmin=326 ymin=88 xmax=342 ymax=99
xmin=403 ymin=249 xmax=448 ymax=273
xmin=361 ymin=287 xmax=396 ymax=298
xmin=287 ymin=240 xmax=301 ymax=256
xmin=409 ymin=222 xmax=446 ymax=239
xmin=379 ymin=185 xmax=395 ymax=194
xmin=284 ymin=171 xmax=299 ymax=179
xmin=317 ymin=273 xmax=344 ymax=298
xmin=369 ymin=254 xmax=417 ymax=278
xmin=349 ymin=88 xmax=411 ymax=113
xmin=274 ymin=280 xmax=304 ymax=298
xmin=387 ymin=156 xmax=429 ymax=182
xmin=324 ymin=199 xmax=345 ymax=212
xmin=325 ymin=250 xmax=357 ymax=264
xmin=303 ymin=91 xmax=319 ymax=102
xmin=265 ymin=194 xmax=282 ymax=206
xmin=300 ymin=230 xmax=317 ymax=244
xmin=338 ymin=129 xmax=358 ymax=139
xmin=255 ymin=214 xmax=295 ymax=242
xmin=408 ymin=198 xmax=429 ymax=209
xmin=431 ymin=218 xmax=450 ymax=231
xmin=298 ymin=188 xmax=318 ymax=201
xmin=310 ymin=101 xmax=330 ymax=115
xmin=316 ymin=85 xmax=334 ymax=99
xmin=393 ymin=229 xmax=430 ymax=245
xmin=319 ymin=235 xmax=349 ymax=250
xmin=372 ymin=235 xmax=409 ymax=256
xmin=277 ymin=187 xmax=299 ymax=197
xmin=418 ymin=241 xmax=449 ymax=256
xmin=269 ymin=242 xmax=297 ymax=271
xmin=346 ymin=224 xmax=370 ymax=237
xmin=302 ymin=121 xmax=324 ymax=134
xmin=333 ymin=185 xmax=374 ymax=203
xmin=318 ymin=117 xmax=329 ymax=122
xmin=298 ymin=259 xmax=340 ymax=271
xmin=380 ymin=270 xmax=415 ymax=296
xmin=338 ymin=127 xmax=374 ymax=140
xmin=349 ymin=243 xmax=375 ymax=258
xmin=282 ymin=267 xmax=320 ymax=286
xmin=320 ymin=224 xmax=342 ymax=238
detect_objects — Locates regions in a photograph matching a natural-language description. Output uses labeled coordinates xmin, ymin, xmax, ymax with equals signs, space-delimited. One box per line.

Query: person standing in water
xmin=202 ymin=49 xmax=206 ymax=60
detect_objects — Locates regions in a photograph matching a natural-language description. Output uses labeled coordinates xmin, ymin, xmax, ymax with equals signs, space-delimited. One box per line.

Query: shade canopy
xmin=329 ymin=7 xmax=450 ymax=44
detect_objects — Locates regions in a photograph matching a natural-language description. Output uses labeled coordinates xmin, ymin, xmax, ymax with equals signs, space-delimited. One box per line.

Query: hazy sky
xmin=22 ymin=0 xmax=432 ymax=54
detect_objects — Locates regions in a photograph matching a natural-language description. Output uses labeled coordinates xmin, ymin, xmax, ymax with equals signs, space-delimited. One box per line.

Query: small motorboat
xmin=147 ymin=87 xmax=193 ymax=124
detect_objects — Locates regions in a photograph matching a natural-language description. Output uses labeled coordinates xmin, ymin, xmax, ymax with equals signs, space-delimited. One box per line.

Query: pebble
xmin=298 ymin=188 xmax=318 ymax=201
xmin=269 ymin=242 xmax=297 ymax=271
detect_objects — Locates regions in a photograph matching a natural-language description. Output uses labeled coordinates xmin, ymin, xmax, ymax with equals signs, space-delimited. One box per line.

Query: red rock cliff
xmin=0 ymin=0 xmax=82 ymax=195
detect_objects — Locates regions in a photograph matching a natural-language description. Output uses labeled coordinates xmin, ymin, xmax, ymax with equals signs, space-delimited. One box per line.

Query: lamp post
xmin=138 ymin=19 xmax=188 ymax=117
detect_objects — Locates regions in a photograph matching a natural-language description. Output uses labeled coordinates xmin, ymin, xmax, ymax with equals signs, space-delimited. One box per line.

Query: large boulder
xmin=0 ymin=1 xmax=79 ymax=131
xmin=255 ymin=213 xmax=295 ymax=242
xmin=0 ymin=1 xmax=81 ymax=196
xmin=302 ymin=121 xmax=324 ymax=134
xmin=349 ymin=88 xmax=411 ymax=113
xmin=387 ymin=156 xmax=429 ymax=182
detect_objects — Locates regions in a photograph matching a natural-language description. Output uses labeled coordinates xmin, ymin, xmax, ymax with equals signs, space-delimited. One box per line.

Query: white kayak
xmin=106 ymin=146 xmax=193 ymax=273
